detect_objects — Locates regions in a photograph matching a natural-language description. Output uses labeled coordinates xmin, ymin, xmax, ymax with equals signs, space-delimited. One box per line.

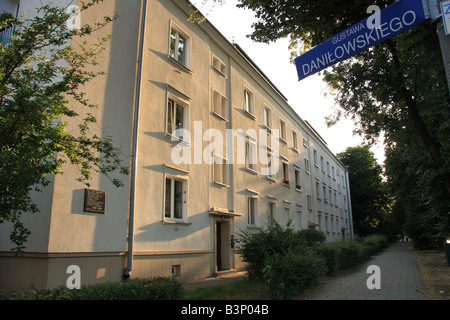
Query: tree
xmin=337 ymin=146 xmax=390 ymax=237
xmin=236 ymin=0 xmax=450 ymax=197
xmin=236 ymin=0 xmax=450 ymax=240
xmin=0 ymin=1 xmax=128 ymax=253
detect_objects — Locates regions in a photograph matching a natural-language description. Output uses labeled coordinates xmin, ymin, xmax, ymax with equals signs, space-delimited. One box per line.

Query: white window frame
xmin=165 ymin=95 xmax=189 ymax=142
xmin=268 ymin=201 xmax=276 ymax=225
xmin=213 ymin=154 xmax=229 ymax=187
xmin=292 ymin=130 xmax=298 ymax=151
xmin=294 ymin=167 xmax=301 ymax=191
xmin=169 ymin=21 xmax=191 ymax=69
xmin=281 ymin=160 xmax=289 ymax=186
xmin=279 ymin=118 xmax=287 ymax=143
xmin=164 ymin=176 xmax=188 ymax=223
xmin=212 ymin=55 xmax=227 ymax=76
xmin=212 ymin=89 xmax=228 ymax=121
xmin=248 ymin=196 xmax=258 ymax=226
xmin=243 ymin=86 xmax=255 ymax=118
xmin=304 ymin=158 xmax=311 ymax=174
xmin=263 ymin=105 xmax=272 ymax=130
xmin=245 ymin=137 xmax=258 ymax=174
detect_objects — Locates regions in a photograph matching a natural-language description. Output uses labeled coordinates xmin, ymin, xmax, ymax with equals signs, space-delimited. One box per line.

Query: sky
xmin=191 ymin=0 xmax=386 ymax=164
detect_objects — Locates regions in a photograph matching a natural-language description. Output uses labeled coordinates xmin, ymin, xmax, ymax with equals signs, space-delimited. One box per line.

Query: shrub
xmin=334 ymin=240 xmax=366 ymax=270
xmin=5 ymin=277 xmax=184 ymax=300
xmin=295 ymin=228 xmax=326 ymax=247
xmin=262 ymin=246 xmax=327 ymax=300
xmin=363 ymin=234 xmax=388 ymax=254
xmin=236 ymin=221 xmax=302 ymax=279
xmin=235 ymin=222 xmax=328 ymax=299
xmin=314 ymin=242 xmax=340 ymax=276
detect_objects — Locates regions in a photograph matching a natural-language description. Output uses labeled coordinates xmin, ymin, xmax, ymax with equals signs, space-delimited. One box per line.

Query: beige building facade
xmin=0 ymin=0 xmax=353 ymax=292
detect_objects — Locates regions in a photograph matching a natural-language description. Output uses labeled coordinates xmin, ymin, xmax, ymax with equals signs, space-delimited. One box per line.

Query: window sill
xmin=213 ymin=66 xmax=227 ymax=78
xmin=164 ymin=132 xmax=191 ymax=145
xmin=168 ymin=56 xmax=193 ymax=74
xmin=246 ymin=225 xmax=260 ymax=230
xmin=211 ymin=111 xmax=229 ymax=122
xmin=245 ymin=167 xmax=258 ymax=175
xmin=263 ymin=125 xmax=272 ymax=134
xmin=213 ymin=181 xmax=230 ymax=188
xmin=279 ymin=137 xmax=287 ymax=145
xmin=265 ymin=176 xmax=276 ymax=183
xmin=243 ymin=109 xmax=256 ymax=120
xmin=162 ymin=219 xmax=192 ymax=226
xmin=292 ymin=147 xmax=299 ymax=153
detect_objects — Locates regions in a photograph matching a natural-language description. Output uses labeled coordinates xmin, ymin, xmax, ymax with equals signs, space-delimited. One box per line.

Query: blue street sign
xmin=295 ymin=0 xmax=428 ymax=81
xmin=441 ymin=0 xmax=450 ymax=35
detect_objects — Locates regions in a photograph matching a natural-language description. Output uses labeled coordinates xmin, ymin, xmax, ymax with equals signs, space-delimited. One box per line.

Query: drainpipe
xmin=124 ymin=0 xmax=147 ymax=280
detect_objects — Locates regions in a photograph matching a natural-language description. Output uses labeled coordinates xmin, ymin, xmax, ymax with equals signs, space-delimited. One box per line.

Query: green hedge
xmin=314 ymin=234 xmax=390 ymax=275
xmin=5 ymin=277 xmax=184 ymax=300
xmin=236 ymin=223 xmax=328 ymax=299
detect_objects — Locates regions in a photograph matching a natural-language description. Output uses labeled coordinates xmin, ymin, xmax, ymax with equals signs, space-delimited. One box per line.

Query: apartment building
xmin=0 ymin=0 xmax=353 ymax=291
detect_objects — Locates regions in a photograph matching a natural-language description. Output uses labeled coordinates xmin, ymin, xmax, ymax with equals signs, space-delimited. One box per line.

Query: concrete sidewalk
xmin=305 ymin=241 xmax=425 ymax=300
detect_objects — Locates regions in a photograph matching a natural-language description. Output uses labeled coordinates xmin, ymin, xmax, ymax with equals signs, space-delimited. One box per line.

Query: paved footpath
xmin=305 ymin=241 xmax=425 ymax=300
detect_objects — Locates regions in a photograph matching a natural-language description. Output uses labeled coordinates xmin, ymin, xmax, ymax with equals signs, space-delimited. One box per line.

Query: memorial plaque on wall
xmin=83 ymin=188 xmax=106 ymax=214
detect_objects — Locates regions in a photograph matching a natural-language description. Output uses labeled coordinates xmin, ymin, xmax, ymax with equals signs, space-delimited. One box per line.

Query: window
xmin=282 ymin=161 xmax=289 ymax=185
xmin=320 ymin=156 xmax=325 ymax=172
xmin=279 ymin=119 xmax=287 ymax=143
xmin=284 ymin=207 xmax=290 ymax=226
xmin=265 ymin=150 xmax=276 ymax=181
xmin=213 ymin=155 xmax=229 ymax=186
xmin=313 ymin=150 xmax=318 ymax=167
xmin=292 ymin=130 xmax=298 ymax=150
xmin=323 ymin=185 xmax=328 ymax=203
xmin=307 ymin=195 xmax=312 ymax=212
xmin=296 ymin=208 xmax=302 ymax=230
xmin=329 ymin=188 xmax=333 ymax=205
xmin=245 ymin=138 xmax=257 ymax=173
xmin=332 ymin=166 xmax=336 ymax=180
xmin=165 ymin=177 xmax=187 ymax=221
xmin=294 ymin=168 xmax=301 ymax=191
xmin=316 ymin=181 xmax=321 ymax=199
xmin=303 ymin=137 xmax=308 ymax=148
xmin=212 ymin=55 xmax=226 ymax=76
xmin=166 ymin=98 xmax=188 ymax=140
xmin=263 ymin=105 xmax=272 ymax=129
xmin=169 ymin=26 xmax=190 ymax=67
xmin=248 ymin=197 xmax=258 ymax=226
xmin=334 ymin=191 xmax=338 ymax=207
xmin=212 ymin=89 xmax=228 ymax=120
xmin=243 ymin=88 xmax=255 ymax=117
xmin=304 ymin=158 xmax=310 ymax=174
xmin=327 ymin=161 xmax=331 ymax=176
xmin=268 ymin=202 xmax=276 ymax=225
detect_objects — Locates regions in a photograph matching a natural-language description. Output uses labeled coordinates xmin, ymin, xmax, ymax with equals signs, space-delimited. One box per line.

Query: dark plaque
xmin=83 ymin=188 xmax=106 ymax=214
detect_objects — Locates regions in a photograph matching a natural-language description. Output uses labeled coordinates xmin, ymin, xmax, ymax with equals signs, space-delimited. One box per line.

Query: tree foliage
xmin=337 ymin=146 xmax=390 ymax=237
xmin=0 ymin=1 xmax=128 ymax=253
xmin=237 ymin=0 xmax=450 ymax=242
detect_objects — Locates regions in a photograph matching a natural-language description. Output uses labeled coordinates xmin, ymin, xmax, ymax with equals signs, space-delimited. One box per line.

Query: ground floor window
xmin=165 ymin=177 xmax=187 ymax=221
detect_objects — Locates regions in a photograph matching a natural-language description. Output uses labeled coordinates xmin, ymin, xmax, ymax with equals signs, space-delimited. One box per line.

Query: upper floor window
xmin=263 ymin=105 xmax=272 ymax=130
xmin=212 ymin=55 xmax=227 ymax=76
xmin=212 ymin=89 xmax=228 ymax=120
xmin=279 ymin=119 xmax=287 ymax=143
xmin=166 ymin=96 xmax=189 ymax=142
xmin=169 ymin=22 xmax=191 ymax=68
xmin=243 ymin=86 xmax=255 ymax=118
